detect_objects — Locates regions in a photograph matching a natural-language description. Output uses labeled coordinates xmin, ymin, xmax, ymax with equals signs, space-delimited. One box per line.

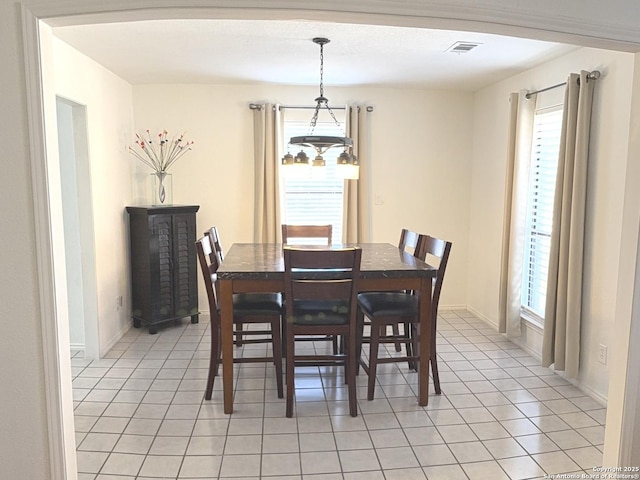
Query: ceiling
xmin=52 ymin=19 xmax=579 ymax=91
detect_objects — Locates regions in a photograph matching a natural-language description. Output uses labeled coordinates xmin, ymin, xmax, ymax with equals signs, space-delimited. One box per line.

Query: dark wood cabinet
xmin=126 ymin=205 xmax=199 ymax=334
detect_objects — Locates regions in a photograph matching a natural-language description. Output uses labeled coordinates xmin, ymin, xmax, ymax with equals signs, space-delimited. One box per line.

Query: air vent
xmin=446 ymin=42 xmax=482 ymax=54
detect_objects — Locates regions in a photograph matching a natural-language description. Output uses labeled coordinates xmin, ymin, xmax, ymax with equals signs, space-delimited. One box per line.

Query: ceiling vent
xmin=446 ymin=41 xmax=482 ymax=54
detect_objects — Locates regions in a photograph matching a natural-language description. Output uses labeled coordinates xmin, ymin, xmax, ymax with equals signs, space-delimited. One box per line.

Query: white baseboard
xmin=465 ymin=305 xmax=499 ymax=329
xmin=451 ymin=306 xmax=608 ymax=407
xmin=101 ymin=320 xmax=133 ymax=358
xmin=69 ymin=343 xmax=85 ymax=354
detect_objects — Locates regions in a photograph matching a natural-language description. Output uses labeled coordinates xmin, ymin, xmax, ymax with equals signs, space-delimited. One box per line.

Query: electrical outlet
xmin=598 ymin=344 xmax=607 ymax=365
xmin=374 ymin=194 xmax=384 ymax=205
xmin=115 ymin=295 xmax=123 ymax=310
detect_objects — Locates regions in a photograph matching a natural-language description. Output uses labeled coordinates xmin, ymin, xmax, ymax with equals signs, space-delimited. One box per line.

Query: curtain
xmin=253 ymin=103 xmax=282 ymax=243
xmin=498 ymin=91 xmax=535 ymax=338
xmin=542 ymin=71 xmax=596 ymax=378
xmin=343 ymin=105 xmax=371 ymax=243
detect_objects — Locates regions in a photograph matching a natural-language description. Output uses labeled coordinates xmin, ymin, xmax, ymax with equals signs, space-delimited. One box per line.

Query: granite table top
xmin=216 ymin=243 xmax=437 ymax=281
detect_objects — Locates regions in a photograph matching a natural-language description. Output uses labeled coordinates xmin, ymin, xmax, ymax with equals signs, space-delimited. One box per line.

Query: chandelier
xmin=281 ymin=37 xmax=359 ymax=180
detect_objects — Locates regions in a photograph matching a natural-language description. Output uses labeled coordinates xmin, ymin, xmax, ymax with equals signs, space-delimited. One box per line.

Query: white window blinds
xmin=281 ymin=120 xmax=344 ymax=244
xmin=521 ymin=107 xmax=563 ymax=321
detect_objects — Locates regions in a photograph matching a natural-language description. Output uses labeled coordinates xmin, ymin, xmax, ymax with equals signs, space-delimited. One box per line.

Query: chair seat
xmin=357 ymin=292 xmax=418 ymax=317
xmin=291 ymin=300 xmax=349 ymax=325
xmin=232 ymin=293 xmax=282 ymax=316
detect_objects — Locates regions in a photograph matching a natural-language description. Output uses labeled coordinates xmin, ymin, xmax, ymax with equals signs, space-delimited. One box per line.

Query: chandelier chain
xmin=308 ymin=39 xmax=342 ymax=135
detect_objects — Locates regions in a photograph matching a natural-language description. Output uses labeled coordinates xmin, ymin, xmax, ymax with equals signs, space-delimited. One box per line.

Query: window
xmin=281 ymin=117 xmax=345 ymax=244
xmin=521 ymin=107 xmax=563 ymax=322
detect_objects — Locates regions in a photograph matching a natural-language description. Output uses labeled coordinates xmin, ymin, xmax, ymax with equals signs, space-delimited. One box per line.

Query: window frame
xmin=280 ymin=116 xmax=347 ymax=244
xmin=520 ymin=104 xmax=564 ymax=327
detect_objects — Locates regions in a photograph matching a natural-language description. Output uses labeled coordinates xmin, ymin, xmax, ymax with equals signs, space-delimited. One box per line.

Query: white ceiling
xmin=52 ymin=19 xmax=579 ymax=91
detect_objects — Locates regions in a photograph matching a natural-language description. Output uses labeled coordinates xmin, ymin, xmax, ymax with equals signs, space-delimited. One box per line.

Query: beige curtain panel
xmin=343 ymin=105 xmax=371 ymax=243
xmin=542 ymin=71 xmax=596 ymax=378
xmin=498 ymin=91 xmax=535 ymax=338
xmin=253 ymin=103 xmax=282 ymax=243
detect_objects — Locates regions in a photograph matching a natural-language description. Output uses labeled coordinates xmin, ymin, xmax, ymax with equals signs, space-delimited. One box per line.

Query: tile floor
xmin=72 ymin=310 xmax=606 ymax=479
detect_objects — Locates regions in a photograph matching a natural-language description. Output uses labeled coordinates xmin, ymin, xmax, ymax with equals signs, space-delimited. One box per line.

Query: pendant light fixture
xmin=281 ymin=37 xmax=359 ymax=180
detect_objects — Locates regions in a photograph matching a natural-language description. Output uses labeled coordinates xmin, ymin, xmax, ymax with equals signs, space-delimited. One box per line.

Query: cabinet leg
xmin=191 ymin=314 xmax=199 ymax=324
xmin=149 ymin=327 xmax=158 ymax=334
xmin=133 ymin=318 xmax=141 ymax=328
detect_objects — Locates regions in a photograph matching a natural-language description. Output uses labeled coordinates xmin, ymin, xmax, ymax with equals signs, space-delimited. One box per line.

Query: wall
xmin=468 ymin=47 xmax=635 ymax=401
xmin=132 ymin=84 xmax=473 ymax=312
xmin=50 ymin=36 xmax=136 ymax=354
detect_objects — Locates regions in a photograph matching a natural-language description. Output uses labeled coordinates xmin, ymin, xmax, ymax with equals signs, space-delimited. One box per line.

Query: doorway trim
xmin=20 ymin=2 xmax=640 ymax=478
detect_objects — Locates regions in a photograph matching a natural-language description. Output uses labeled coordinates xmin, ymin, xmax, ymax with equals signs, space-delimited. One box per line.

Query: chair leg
xmin=431 ymin=349 xmax=441 ymax=395
xmin=271 ymin=318 xmax=284 ymax=399
xmin=356 ymin=311 xmax=364 ymax=375
xmin=285 ymin=321 xmax=295 ymax=418
xmin=392 ymin=323 xmax=402 ymax=352
xmin=409 ymin=323 xmax=419 ymax=371
xmin=235 ymin=322 xmax=244 ymax=346
xmin=347 ymin=332 xmax=358 ymax=417
xmin=431 ymin=327 xmax=441 ymax=394
xmin=205 ymin=324 xmax=221 ymax=400
xmin=367 ymin=322 xmax=380 ymax=401
xmin=403 ymin=322 xmax=415 ymax=371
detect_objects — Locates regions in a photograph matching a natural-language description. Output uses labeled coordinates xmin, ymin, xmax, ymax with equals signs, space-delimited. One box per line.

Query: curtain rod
xmin=525 ymin=70 xmax=601 ymax=99
xmin=249 ymin=103 xmax=374 ymax=112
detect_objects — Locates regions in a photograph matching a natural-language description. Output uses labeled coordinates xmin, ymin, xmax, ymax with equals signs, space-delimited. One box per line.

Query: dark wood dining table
xmin=216 ymin=242 xmax=438 ymax=414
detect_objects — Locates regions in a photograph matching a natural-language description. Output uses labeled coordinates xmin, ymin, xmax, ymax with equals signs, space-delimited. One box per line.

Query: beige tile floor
xmin=71 ymin=310 xmax=606 ymax=479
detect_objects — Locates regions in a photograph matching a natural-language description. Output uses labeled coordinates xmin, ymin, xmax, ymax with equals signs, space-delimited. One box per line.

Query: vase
xmin=151 ymin=171 xmax=172 ymax=205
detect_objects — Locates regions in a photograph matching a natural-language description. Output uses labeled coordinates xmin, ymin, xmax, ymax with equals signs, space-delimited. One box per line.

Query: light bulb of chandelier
xmin=312 ymin=155 xmax=326 ymax=167
xmin=337 ymin=151 xmax=360 ymax=179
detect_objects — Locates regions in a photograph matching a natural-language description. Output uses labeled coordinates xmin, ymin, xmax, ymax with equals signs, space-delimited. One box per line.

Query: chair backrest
xmin=283 ymin=246 xmax=362 ymax=320
xmin=398 ymin=228 xmax=421 ymax=257
xmin=281 ymin=224 xmax=332 ymax=245
xmin=195 ymin=235 xmax=221 ymax=324
xmin=204 ymin=226 xmax=224 ymax=263
xmin=417 ymin=235 xmax=452 ymax=319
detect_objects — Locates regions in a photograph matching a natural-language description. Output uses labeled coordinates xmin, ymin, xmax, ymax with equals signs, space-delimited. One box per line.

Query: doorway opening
xmin=56 ymin=96 xmax=99 ymax=359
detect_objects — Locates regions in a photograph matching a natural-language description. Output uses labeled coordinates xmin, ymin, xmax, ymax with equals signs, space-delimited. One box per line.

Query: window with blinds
xmin=521 ymin=107 xmax=563 ymax=322
xmin=281 ymin=120 xmax=344 ymax=244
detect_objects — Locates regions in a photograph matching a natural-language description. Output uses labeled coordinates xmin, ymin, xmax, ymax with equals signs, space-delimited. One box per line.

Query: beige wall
xmin=51 ymin=36 xmax=136 ymax=355
xmin=132 ymin=84 xmax=473 ymax=312
xmin=468 ymin=47 xmax=635 ymax=401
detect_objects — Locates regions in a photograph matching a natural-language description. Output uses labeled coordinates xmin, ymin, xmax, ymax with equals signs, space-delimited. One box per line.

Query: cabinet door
xmin=149 ymin=214 xmax=175 ymax=320
xmin=172 ymin=213 xmax=198 ymax=317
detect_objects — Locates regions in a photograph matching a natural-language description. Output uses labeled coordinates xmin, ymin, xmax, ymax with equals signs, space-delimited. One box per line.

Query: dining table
xmin=216 ymin=242 xmax=438 ymax=414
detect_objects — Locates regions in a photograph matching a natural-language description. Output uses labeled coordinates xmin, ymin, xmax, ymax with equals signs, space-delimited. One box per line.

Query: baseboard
xmin=460 ymin=305 xmax=608 ymax=407
xmin=465 ymin=305 xmax=499 ymax=330
xmin=69 ymin=343 xmax=85 ymax=354
xmin=440 ymin=304 xmax=468 ymax=312
xmin=100 ymin=320 xmax=133 ymax=358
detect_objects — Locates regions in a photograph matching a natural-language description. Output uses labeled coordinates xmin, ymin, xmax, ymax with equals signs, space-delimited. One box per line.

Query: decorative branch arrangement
xmin=129 ymin=130 xmax=194 ymax=172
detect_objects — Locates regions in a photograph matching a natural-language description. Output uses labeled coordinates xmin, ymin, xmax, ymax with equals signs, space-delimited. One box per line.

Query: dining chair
xmin=196 ymin=235 xmax=284 ymax=400
xmin=204 ymin=226 xmax=224 ymax=264
xmin=205 ymin=225 xmax=253 ymax=346
xmin=281 ymin=224 xmax=332 ymax=245
xmin=283 ymin=246 xmax=362 ymax=417
xmin=282 ymin=223 xmax=338 ymax=352
xmin=357 ymin=234 xmax=452 ymax=399
xmin=360 ymin=228 xmax=422 ymax=354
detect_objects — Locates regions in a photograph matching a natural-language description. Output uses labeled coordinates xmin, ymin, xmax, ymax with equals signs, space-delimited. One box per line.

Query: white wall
xmin=468 ymin=47 xmax=635 ymax=401
xmin=50 ymin=36 xmax=136 ymax=354
xmin=132 ymin=84 xmax=473 ymax=312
